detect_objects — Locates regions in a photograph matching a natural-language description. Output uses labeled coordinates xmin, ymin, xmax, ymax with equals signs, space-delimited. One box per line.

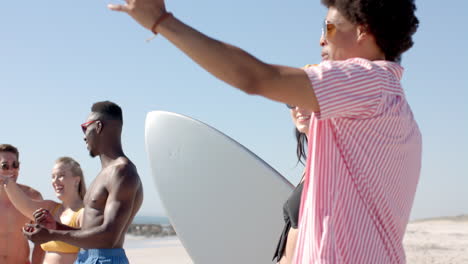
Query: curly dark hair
xmin=321 ymin=0 xmax=419 ymax=62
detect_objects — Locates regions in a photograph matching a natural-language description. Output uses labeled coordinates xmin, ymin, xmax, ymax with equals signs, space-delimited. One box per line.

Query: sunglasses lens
xmin=0 ymin=162 xmax=19 ymax=170
xmin=286 ymin=104 xmax=295 ymax=109
xmin=81 ymin=120 xmax=98 ymax=134
xmin=322 ymin=21 xmax=326 ymax=38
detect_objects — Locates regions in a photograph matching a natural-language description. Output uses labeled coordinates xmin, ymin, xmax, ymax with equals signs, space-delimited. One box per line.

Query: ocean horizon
xmin=132 ymin=215 xmax=171 ymax=225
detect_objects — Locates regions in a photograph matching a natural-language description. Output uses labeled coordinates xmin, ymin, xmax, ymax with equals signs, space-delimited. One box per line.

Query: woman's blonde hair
xmin=55 ymin=157 xmax=86 ymax=200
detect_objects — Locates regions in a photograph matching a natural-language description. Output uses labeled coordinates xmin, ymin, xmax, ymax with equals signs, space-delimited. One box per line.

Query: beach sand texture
xmin=125 ymin=216 xmax=468 ymax=263
xmin=403 ymin=216 xmax=468 ymax=264
xmin=125 ymin=236 xmax=193 ymax=264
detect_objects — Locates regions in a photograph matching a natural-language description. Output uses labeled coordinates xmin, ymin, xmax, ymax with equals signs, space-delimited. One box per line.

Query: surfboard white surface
xmin=145 ymin=111 xmax=294 ymax=264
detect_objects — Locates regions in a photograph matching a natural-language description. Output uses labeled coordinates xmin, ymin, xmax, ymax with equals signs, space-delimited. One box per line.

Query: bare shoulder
xmin=108 ymin=157 xmax=141 ymax=187
xmin=18 ymin=184 xmax=43 ymax=200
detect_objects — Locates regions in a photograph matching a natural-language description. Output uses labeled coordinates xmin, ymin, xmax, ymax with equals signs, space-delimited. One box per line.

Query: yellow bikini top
xmin=40 ymin=204 xmax=83 ymax=253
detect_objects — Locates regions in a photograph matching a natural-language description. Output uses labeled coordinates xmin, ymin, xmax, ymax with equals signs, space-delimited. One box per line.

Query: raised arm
xmin=1 ymin=176 xmax=52 ymax=221
xmin=108 ymin=1 xmax=319 ymax=112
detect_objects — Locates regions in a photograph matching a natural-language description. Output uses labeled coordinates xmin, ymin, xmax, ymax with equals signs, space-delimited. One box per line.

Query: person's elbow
xmin=98 ymin=224 xmax=122 ymax=248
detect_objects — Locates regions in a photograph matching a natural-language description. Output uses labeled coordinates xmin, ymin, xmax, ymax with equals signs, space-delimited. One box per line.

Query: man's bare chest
xmin=84 ymin=176 xmax=109 ymax=211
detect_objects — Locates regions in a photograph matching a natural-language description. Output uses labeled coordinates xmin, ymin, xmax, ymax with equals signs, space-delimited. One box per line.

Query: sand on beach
xmin=125 ymin=236 xmax=193 ymax=264
xmin=125 ymin=216 xmax=468 ymax=264
xmin=403 ymin=216 xmax=468 ymax=264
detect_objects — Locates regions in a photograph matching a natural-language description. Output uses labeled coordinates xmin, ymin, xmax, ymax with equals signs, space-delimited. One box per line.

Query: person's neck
xmin=96 ymin=136 xmax=125 ymax=167
xmin=99 ymin=149 xmax=125 ymax=168
xmin=0 ymin=187 xmax=12 ymax=203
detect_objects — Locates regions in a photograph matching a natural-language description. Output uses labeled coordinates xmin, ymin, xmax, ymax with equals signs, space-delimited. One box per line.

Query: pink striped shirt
xmin=293 ymin=58 xmax=422 ymax=264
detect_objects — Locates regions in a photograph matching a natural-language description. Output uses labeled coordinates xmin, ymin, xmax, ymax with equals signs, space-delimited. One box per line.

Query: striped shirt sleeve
xmin=303 ymin=58 xmax=387 ymax=120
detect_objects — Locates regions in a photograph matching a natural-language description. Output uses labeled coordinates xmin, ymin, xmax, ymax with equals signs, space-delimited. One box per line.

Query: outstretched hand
xmin=33 ymin=208 xmax=57 ymax=230
xmin=23 ymin=223 xmax=53 ymax=244
xmin=108 ymin=0 xmax=167 ymax=31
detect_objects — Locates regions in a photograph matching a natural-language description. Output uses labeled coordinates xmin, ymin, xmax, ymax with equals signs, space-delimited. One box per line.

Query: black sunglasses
xmin=286 ymin=104 xmax=296 ymax=109
xmin=1 ymin=161 xmax=20 ymax=170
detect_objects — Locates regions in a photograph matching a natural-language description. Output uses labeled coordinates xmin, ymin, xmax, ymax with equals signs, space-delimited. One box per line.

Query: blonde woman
xmin=1 ymin=157 xmax=86 ymax=264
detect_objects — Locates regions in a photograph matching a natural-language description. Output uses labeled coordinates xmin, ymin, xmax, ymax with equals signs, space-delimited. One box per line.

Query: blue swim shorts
xmin=74 ymin=248 xmax=129 ymax=264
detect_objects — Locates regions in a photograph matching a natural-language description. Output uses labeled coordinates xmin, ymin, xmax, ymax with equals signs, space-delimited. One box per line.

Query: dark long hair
xmin=295 ymin=128 xmax=308 ymax=165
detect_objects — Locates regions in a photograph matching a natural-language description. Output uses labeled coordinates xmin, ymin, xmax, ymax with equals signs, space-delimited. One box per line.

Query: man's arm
xmin=25 ymin=164 xmax=140 ymax=248
xmin=27 ymin=190 xmax=46 ymax=264
xmin=0 ymin=177 xmax=53 ymax=221
xmin=109 ymin=2 xmax=320 ymax=112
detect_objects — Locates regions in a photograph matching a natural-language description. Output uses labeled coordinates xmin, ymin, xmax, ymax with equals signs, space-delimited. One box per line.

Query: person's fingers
xmin=33 ymin=211 xmax=42 ymax=218
xmin=108 ymin=4 xmax=131 ymax=12
xmin=23 ymin=224 xmax=36 ymax=233
xmin=33 ymin=208 xmax=49 ymax=221
xmin=33 ymin=208 xmax=46 ymax=216
xmin=34 ymin=212 xmax=44 ymax=220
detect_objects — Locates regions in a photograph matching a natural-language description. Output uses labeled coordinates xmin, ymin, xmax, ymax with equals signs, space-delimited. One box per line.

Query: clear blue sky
xmin=1 ymin=0 xmax=466 ymax=220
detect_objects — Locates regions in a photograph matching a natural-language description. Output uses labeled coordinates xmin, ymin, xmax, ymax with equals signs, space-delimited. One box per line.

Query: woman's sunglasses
xmin=286 ymin=104 xmax=296 ymax=110
xmin=1 ymin=161 xmax=20 ymax=170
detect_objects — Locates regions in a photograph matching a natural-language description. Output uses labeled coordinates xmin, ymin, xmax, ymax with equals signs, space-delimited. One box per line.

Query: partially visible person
xmin=108 ymin=0 xmax=421 ymax=262
xmin=0 ymin=144 xmax=45 ymax=264
xmin=2 ymin=156 xmax=86 ymax=264
xmin=23 ymin=101 xmax=143 ymax=264
xmin=273 ymin=104 xmax=310 ymax=264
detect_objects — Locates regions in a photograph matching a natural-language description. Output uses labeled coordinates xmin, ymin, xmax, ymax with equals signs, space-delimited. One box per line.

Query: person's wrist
xmin=151 ymin=11 xmax=173 ymax=35
xmin=48 ymin=228 xmax=59 ymax=238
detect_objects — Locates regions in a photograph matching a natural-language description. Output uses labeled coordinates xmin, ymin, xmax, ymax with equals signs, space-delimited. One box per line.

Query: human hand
xmin=23 ymin=223 xmax=53 ymax=244
xmin=0 ymin=174 xmax=12 ymax=186
xmin=33 ymin=208 xmax=57 ymax=230
xmin=108 ymin=0 xmax=167 ymax=31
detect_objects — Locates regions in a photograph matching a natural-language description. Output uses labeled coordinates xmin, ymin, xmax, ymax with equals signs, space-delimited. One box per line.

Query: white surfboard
xmin=145 ymin=111 xmax=294 ymax=264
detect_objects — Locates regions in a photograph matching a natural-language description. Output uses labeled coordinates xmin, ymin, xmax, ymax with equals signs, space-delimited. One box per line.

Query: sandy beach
xmin=125 ymin=236 xmax=193 ymax=264
xmin=125 ymin=215 xmax=468 ymax=264
xmin=403 ymin=216 xmax=468 ymax=264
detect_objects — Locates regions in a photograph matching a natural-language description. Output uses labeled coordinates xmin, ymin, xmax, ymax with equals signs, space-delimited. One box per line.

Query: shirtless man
xmin=24 ymin=101 xmax=144 ymax=264
xmin=0 ymin=144 xmax=44 ymax=264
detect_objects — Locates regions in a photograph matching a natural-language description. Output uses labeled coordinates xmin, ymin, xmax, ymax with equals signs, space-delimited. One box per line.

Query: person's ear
xmin=357 ymin=24 xmax=370 ymax=42
xmin=96 ymin=121 xmax=103 ymax=134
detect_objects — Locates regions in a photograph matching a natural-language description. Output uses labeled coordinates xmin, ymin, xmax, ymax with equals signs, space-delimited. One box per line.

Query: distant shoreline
xmin=128 ymin=214 xmax=468 ymax=237
xmin=411 ymin=214 xmax=468 ymax=223
xmin=132 ymin=215 xmax=170 ymax=225
xmin=127 ymin=223 xmax=176 ymax=237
